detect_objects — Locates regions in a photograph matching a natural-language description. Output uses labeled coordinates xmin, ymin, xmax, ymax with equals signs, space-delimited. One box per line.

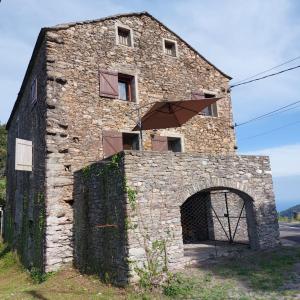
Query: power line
xmin=232 ymin=55 xmax=300 ymax=85
xmin=230 ymin=64 xmax=300 ymax=88
xmin=235 ymin=99 xmax=300 ymax=127
xmin=239 ymin=119 xmax=300 ymax=141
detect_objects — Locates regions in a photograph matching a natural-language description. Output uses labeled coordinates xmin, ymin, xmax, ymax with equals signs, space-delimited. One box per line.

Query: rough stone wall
xmin=4 ymin=41 xmax=47 ymax=270
xmin=123 ymin=151 xmax=279 ymax=274
xmin=42 ymin=14 xmax=236 ymax=270
xmin=73 ymin=160 xmax=128 ymax=285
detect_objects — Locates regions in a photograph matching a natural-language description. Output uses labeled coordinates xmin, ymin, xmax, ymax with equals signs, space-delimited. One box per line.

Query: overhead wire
xmin=239 ymin=119 xmax=300 ymax=141
xmin=235 ymin=99 xmax=300 ymax=127
xmin=231 ymin=55 xmax=300 ymax=85
xmin=230 ymin=64 xmax=300 ymax=88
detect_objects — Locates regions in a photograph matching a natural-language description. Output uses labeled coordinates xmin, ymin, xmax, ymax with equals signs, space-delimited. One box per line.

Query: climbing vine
xmin=81 ymin=153 xmax=173 ymax=288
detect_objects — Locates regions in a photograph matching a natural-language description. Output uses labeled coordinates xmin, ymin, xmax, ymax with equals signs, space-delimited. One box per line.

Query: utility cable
xmin=232 ymin=55 xmax=300 ymax=85
xmin=235 ymin=99 xmax=300 ymax=127
xmin=230 ymin=65 xmax=300 ymax=88
xmin=239 ymin=119 xmax=300 ymax=141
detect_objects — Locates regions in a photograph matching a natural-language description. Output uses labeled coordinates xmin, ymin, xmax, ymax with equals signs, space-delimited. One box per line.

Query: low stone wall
xmin=123 ymin=151 xmax=279 ymax=274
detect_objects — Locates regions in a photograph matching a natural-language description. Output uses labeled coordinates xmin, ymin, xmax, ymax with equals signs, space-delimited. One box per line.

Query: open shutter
xmin=99 ymin=70 xmax=118 ymax=98
xmin=191 ymin=91 xmax=205 ymax=100
xmin=191 ymin=91 xmax=210 ymax=115
xmin=102 ymin=130 xmax=123 ymax=158
xmin=151 ymin=135 xmax=168 ymax=151
xmin=15 ymin=138 xmax=32 ymax=171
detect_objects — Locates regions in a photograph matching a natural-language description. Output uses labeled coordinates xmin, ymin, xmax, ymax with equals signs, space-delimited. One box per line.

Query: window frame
xmin=122 ymin=132 xmax=140 ymax=151
xmin=117 ymin=73 xmax=136 ymax=102
xmin=115 ymin=23 xmax=134 ymax=48
xmin=197 ymin=91 xmax=218 ymax=118
xmin=152 ymin=133 xmax=184 ymax=152
xmin=162 ymin=38 xmax=178 ymax=57
xmin=167 ymin=136 xmax=182 ymax=152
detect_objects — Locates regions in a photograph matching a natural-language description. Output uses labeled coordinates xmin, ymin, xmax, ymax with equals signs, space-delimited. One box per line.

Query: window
xmin=15 ymin=138 xmax=32 ymax=171
xmin=118 ymin=74 xmax=135 ymax=101
xmin=99 ymin=70 xmax=136 ymax=102
xmin=201 ymin=93 xmax=218 ymax=117
xmin=102 ymin=130 xmax=140 ymax=157
xmin=122 ymin=133 xmax=139 ymax=150
xmin=167 ymin=137 xmax=181 ymax=152
xmin=191 ymin=91 xmax=218 ymax=117
xmin=163 ymin=39 xmax=177 ymax=57
xmin=151 ymin=135 xmax=182 ymax=152
xmin=30 ymin=78 xmax=37 ymax=104
xmin=117 ymin=26 xmax=132 ymax=47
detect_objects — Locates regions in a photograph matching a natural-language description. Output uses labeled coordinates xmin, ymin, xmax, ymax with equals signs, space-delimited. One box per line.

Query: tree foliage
xmin=0 ymin=123 xmax=7 ymax=205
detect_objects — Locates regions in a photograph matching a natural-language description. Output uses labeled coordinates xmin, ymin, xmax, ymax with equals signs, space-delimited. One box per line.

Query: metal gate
xmin=210 ymin=191 xmax=247 ymax=244
xmin=181 ymin=191 xmax=248 ymax=244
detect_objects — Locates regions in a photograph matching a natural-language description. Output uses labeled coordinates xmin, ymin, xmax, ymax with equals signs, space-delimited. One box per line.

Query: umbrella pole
xmin=137 ymin=107 xmax=143 ymax=150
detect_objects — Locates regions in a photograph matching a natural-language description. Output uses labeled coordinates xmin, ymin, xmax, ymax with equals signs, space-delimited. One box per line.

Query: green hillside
xmin=280 ymin=204 xmax=300 ymax=217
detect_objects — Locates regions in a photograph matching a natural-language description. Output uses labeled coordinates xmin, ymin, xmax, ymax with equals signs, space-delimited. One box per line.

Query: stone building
xmin=4 ymin=12 xmax=279 ymax=283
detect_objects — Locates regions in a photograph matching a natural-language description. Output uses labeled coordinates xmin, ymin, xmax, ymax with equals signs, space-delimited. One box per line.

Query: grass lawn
xmin=0 ymin=242 xmax=300 ymax=299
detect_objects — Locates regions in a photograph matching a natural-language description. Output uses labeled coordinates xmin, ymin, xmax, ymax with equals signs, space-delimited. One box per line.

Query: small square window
xmin=167 ymin=137 xmax=181 ymax=152
xmin=122 ymin=133 xmax=139 ymax=150
xmin=117 ymin=27 xmax=132 ymax=47
xmin=118 ymin=74 xmax=135 ymax=101
xmin=164 ymin=39 xmax=177 ymax=57
xmin=30 ymin=78 xmax=37 ymax=104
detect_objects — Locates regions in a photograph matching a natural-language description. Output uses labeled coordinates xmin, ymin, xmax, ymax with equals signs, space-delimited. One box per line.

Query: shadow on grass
xmin=25 ymin=291 xmax=49 ymax=300
xmin=0 ymin=245 xmax=10 ymax=260
xmin=193 ymin=246 xmax=300 ymax=292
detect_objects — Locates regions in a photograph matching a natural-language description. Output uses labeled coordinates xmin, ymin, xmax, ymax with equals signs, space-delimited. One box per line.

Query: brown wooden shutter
xmin=191 ymin=91 xmax=205 ymax=100
xmin=102 ymin=130 xmax=123 ymax=158
xmin=99 ymin=70 xmax=118 ymax=98
xmin=151 ymin=135 xmax=168 ymax=151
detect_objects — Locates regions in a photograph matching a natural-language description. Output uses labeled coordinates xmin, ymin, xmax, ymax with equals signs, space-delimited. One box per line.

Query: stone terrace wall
xmin=123 ymin=151 xmax=280 ymax=272
xmin=73 ymin=159 xmax=128 ymax=285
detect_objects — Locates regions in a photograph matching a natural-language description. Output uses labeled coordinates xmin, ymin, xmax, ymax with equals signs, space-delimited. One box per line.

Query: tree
xmin=0 ymin=123 xmax=7 ymax=205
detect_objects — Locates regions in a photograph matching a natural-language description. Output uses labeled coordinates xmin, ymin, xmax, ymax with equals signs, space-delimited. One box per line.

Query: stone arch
xmin=178 ymin=178 xmax=259 ymax=250
xmin=177 ymin=178 xmax=255 ymax=207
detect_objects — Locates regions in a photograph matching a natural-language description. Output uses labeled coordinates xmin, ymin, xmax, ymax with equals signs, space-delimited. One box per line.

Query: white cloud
xmin=241 ymin=143 xmax=300 ymax=177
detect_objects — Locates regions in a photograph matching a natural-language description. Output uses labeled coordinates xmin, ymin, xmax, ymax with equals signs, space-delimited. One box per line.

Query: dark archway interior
xmin=180 ymin=188 xmax=257 ymax=248
xmin=181 ymin=192 xmax=210 ymax=243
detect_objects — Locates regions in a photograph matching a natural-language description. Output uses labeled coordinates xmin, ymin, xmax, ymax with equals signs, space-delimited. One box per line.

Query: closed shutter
xmin=102 ymin=130 xmax=123 ymax=158
xmin=151 ymin=135 xmax=168 ymax=151
xmin=99 ymin=70 xmax=118 ymax=98
xmin=15 ymin=138 xmax=32 ymax=171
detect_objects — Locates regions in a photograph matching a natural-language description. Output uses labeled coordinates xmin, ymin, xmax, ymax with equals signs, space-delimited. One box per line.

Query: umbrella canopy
xmin=132 ymin=98 xmax=221 ymax=131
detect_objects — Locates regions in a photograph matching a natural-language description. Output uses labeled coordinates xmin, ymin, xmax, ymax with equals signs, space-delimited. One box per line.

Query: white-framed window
xmin=191 ymin=91 xmax=218 ymax=117
xmin=163 ymin=38 xmax=178 ymax=57
xmin=116 ymin=24 xmax=133 ymax=47
xmin=201 ymin=93 xmax=218 ymax=117
xmin=15 ymin=138 xmax=32 ymax=171
xmin=30 ymin=78 xmax=37 ymax=104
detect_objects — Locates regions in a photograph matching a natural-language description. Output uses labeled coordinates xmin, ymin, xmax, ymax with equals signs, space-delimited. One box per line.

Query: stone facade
xmin=5 ymin=12 xmax=279 ymax=277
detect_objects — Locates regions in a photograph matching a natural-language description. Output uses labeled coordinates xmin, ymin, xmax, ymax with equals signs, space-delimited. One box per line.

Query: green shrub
xmin=163 ymin=273 xmax=193 ymax=297
xmin=30 ymin=267 xmax=54 ymax=284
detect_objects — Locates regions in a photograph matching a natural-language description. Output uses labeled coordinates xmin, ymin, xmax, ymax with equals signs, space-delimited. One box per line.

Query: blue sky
xmin=1 ymin=0 xmax=300 ymax=210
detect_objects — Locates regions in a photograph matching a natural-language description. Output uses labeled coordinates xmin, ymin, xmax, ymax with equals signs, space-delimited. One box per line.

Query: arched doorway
xmin=180 ymin=188 xmax=257 ymax=260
